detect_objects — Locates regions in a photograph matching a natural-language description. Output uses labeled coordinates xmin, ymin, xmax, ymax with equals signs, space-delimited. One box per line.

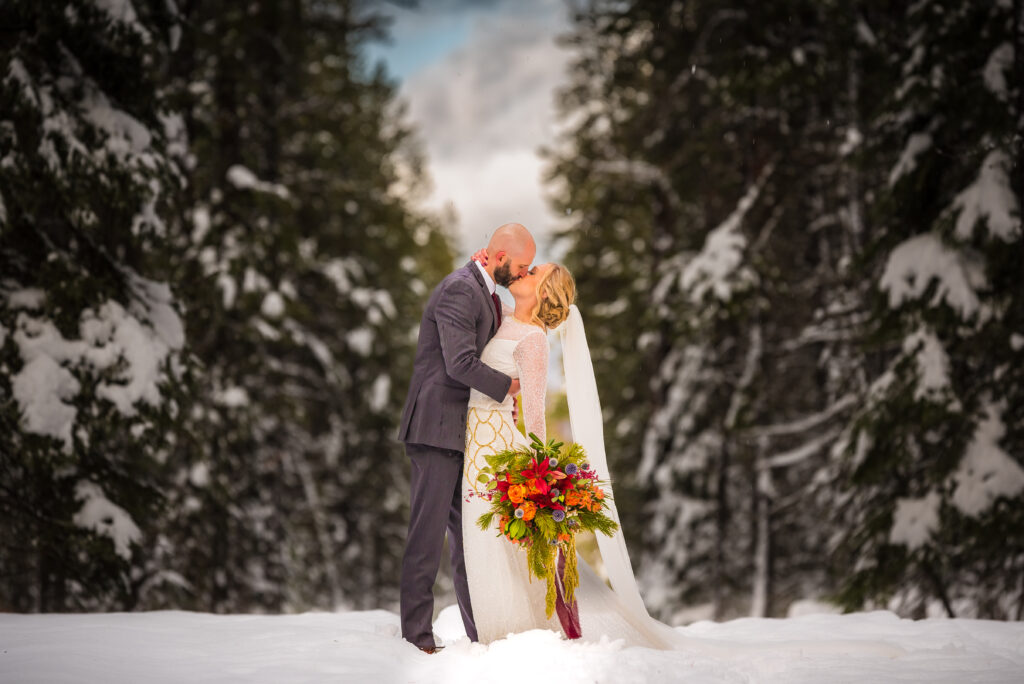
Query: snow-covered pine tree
xmin=833 ymin=0 xmax=1024 ymax=620
xmin=0 ymin=0 xmax=191 ymax=610
xmin=550 ymin=0 xmax=890 ymax=619
xmin=143 ymin=0 xmax=453 ymax=612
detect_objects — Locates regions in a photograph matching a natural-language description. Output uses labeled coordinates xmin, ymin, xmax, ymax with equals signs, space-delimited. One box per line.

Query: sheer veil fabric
xmin=555 ymin=305 xmax=680 ymax=650
xmin=555 ymin=305 xmax=906 ymax=658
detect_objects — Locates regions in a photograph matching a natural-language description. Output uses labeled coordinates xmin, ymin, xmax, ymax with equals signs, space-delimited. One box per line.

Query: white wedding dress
xmin=459 ymin=305 xmax=908 ymax=660
xmin=461 ymin=308 xmax=673 ymax=648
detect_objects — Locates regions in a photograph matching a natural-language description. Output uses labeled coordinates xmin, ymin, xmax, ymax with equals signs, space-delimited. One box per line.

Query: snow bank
xmin=2 ymin=606 xmax=1022 ymax=684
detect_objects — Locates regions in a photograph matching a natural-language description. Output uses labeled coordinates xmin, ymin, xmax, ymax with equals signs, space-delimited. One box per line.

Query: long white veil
xmin=556 ymin=304 xmax=680 ymax=649
xmin=555 ymin=304 xmax=906 ymax=658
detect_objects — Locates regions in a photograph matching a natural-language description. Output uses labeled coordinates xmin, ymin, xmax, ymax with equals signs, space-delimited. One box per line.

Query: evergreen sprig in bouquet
xmin=475 ymin=433 xmax=618 ymax=618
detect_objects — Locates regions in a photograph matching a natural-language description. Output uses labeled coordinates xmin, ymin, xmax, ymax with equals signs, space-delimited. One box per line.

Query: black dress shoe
xmin=418 ymin=645 xmax=444 ymax=654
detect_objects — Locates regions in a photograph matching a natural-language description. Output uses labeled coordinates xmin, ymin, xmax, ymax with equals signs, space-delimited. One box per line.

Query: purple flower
xmin=565 ymin=463 xmax=578 ymax=476
xmin=552 ymin=509 xmax=566 ymax=523
xmin=548 ymin=457 xmax=559 ymax=468
xmin=550 ymin=488 xmax=560 ymax=499
xmin=514 ymin=508 xmax=525 ymax=519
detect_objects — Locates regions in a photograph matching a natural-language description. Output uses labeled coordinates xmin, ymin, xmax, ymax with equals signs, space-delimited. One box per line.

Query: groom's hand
xmin=507 ymin=378 xmax=521 ymax=397
xmin=471 ymin=248 xmax=488 ymax=265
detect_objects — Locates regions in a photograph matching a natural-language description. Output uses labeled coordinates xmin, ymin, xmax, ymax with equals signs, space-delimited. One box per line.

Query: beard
xmin=494 ymin=261 xmax=517 ymax=288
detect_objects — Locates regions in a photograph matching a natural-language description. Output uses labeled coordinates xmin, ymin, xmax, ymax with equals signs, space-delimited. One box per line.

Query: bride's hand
xmin=511 ymin=395 xmax=520 ymax=425
xmin=471 ymin=248 xmax=488 ymax=265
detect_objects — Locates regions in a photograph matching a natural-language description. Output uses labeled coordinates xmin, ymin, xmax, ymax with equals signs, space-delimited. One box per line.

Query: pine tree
xmin=548 ymin=0 xmax=914 ymax=620
xmin=833 ymin=0 xmax=1024 ymax=619
xmin=0 ymin=0 xmax=191 ymax=610
xmin=141 ymin=0 xmax=453 ymax=612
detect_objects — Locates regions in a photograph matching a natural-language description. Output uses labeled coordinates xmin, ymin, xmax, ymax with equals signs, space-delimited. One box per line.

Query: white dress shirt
xmin=474 ymin=259 xmax=496 ymax=295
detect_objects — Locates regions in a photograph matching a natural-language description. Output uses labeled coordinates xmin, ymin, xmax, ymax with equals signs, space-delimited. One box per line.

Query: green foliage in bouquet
xmin=475 ymin=433 xmax=618 ymax=617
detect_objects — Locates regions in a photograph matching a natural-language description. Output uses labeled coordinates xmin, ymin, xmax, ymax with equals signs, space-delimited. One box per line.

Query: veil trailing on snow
xmin=556 ymin=304 xmax=679 ymax=649
xmin=554 ymin=304 xmax=906 ymax=659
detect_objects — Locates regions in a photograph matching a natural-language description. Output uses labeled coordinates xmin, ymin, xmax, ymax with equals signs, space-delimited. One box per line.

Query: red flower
xmin=521 ymin=458 xmax=551 ymax=496
xmin=495 ymin=473 xmax=513 ymax=501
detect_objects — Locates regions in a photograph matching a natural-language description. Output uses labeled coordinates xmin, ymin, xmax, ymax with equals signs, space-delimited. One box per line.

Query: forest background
xmin=1 ymin=0 xmax=1022 ymax=623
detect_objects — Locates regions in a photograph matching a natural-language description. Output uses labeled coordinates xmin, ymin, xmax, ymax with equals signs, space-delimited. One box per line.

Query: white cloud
xmin=395 ymin=0 xmax=572 ymax=259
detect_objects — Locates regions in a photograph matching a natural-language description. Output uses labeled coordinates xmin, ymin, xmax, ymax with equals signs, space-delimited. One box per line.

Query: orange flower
xmin=594 ymin=487 xmax=605 ymax=500
xmin=557 ymin=533 xmax=571 ymax=542
xmin=565 ymin=491 xmax=581 ymax=507
xmin=499 ymin=515 xmax=510 ymax=534
xmin=519 ymin=501 xmax=537 ymax=522
xmin=508 ymin=484 xmax=528 ymax=504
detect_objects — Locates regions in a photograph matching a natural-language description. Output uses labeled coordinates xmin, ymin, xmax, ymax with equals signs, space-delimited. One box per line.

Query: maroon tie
xmin=491 ymin=292 xmax=502 ymax=327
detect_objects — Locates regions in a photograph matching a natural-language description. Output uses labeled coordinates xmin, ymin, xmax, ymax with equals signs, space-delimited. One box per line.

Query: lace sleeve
xmin=513 ymin=331 xmax=549 ymax=443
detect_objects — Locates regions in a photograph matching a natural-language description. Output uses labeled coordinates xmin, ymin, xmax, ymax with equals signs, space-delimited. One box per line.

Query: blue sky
xmin=365 ymin=7 xmax=473 ymax=81
xmin=361 ymin=0 xmax=573 ymax=262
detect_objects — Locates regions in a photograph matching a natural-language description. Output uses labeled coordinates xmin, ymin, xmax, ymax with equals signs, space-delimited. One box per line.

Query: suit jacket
xmin=398 ymin=261 xmax=511 ymax=452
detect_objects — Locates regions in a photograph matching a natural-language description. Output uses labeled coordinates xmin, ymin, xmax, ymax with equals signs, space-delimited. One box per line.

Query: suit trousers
xmin=399 ymin=442 xmax=478 ymax=648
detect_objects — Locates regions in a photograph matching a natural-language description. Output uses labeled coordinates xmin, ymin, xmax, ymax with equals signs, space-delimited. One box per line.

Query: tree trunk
xmin=1013 ymin=0 xmax=1024 ymax=275
xmin=750 ymin=466 xmax=773 ymax=617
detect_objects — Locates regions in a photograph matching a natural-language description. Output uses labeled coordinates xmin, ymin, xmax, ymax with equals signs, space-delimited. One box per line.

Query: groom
xmin=397 ymin=223 xmax=536 ymax=652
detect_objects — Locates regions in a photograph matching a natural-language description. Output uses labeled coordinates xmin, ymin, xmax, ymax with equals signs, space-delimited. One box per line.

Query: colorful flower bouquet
xmin=474 ymin=433 xmax=619 ymax=618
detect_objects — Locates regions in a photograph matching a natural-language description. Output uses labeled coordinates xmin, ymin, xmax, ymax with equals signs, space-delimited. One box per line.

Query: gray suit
xmin=398 ymin=261 xmax=511 ymax=648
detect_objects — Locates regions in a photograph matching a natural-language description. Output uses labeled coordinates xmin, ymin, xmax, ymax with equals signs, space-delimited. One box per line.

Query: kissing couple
xmin=395 ymin=223 xmax=910 ymax=663
xmin=396 ymin=222 xmax=676 ymax=652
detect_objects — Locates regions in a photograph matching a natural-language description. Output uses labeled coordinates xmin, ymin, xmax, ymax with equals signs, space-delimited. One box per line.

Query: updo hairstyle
xmin=531 ymin=264 xmax=576 ymax=330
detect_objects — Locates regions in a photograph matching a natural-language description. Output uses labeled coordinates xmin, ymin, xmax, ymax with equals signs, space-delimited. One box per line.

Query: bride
xmin=461 ymin=258 xmax=677 ymax=648
xmin=456 ymin=255 xmax=906 ymax=660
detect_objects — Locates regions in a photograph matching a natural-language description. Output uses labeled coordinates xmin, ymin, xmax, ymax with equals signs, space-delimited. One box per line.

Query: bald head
xmin=486 ymin=223 xmax=536 ymax=287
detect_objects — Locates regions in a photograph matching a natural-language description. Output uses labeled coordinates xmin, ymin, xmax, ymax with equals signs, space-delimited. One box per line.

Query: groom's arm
xmin=435 ymin=279 xmax=512 ymax=402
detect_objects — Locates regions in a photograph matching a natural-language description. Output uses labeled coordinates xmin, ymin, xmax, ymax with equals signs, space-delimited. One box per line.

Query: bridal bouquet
xmin=474 ymin=433 xmax=618 ymax=618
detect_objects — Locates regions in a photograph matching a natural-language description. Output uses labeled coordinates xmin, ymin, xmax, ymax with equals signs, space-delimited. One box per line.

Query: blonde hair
xmin=530 ymin=264 xmax=576 ymax=330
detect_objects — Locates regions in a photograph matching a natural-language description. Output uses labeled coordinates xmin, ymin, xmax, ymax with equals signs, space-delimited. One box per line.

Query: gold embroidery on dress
xmin=465 ymin=408 xmax=513 ymax=493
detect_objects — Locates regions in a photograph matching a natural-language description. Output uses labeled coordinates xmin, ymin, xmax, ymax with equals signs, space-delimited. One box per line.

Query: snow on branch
xmin=87 ymin=0 xmax=152 ymax=43
xmin=889 ymin=492 xmax=940 ymax=551
xmin=949 ymin=150 xmax=1020 ymax=242
xmin=879 ymin=233 xmax=985 ymax=318
xmin=983 ymin=43 xmax=1013 ymax=100
xmin=746 ymin=394 xmax=856 ymax=439
xmin=73 ymin=480 xmax=142 ymax=560
xmin=679 ymin=163 xmax=774 ymax=304
xmin=901 ymin=327 xmax=953 ymax=404
xmin=7 ymin=271 xmax=185 ymax=448
xmin=889 ymin=403 xmax=1024 ymax=551
xmin=590 ymin=159 xmax=682 ymax=211
xmin=951 ymin=404 xmax=1024 ymax=517
xmin=888 ymin=132 xmax=931 ymax=187
xmin=760 ymin=429 xmax=840 ymax=470
xmin=226 ymin=165 xmax=291 ymax=200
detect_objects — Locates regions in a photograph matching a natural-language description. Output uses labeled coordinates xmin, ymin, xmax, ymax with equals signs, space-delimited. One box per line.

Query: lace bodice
xmin=468 ymin=307 xmax=549 ymax=442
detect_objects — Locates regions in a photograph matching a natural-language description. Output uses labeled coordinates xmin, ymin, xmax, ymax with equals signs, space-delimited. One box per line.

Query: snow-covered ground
xmin=2 ymin=605 xmax=1021 ymax=684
